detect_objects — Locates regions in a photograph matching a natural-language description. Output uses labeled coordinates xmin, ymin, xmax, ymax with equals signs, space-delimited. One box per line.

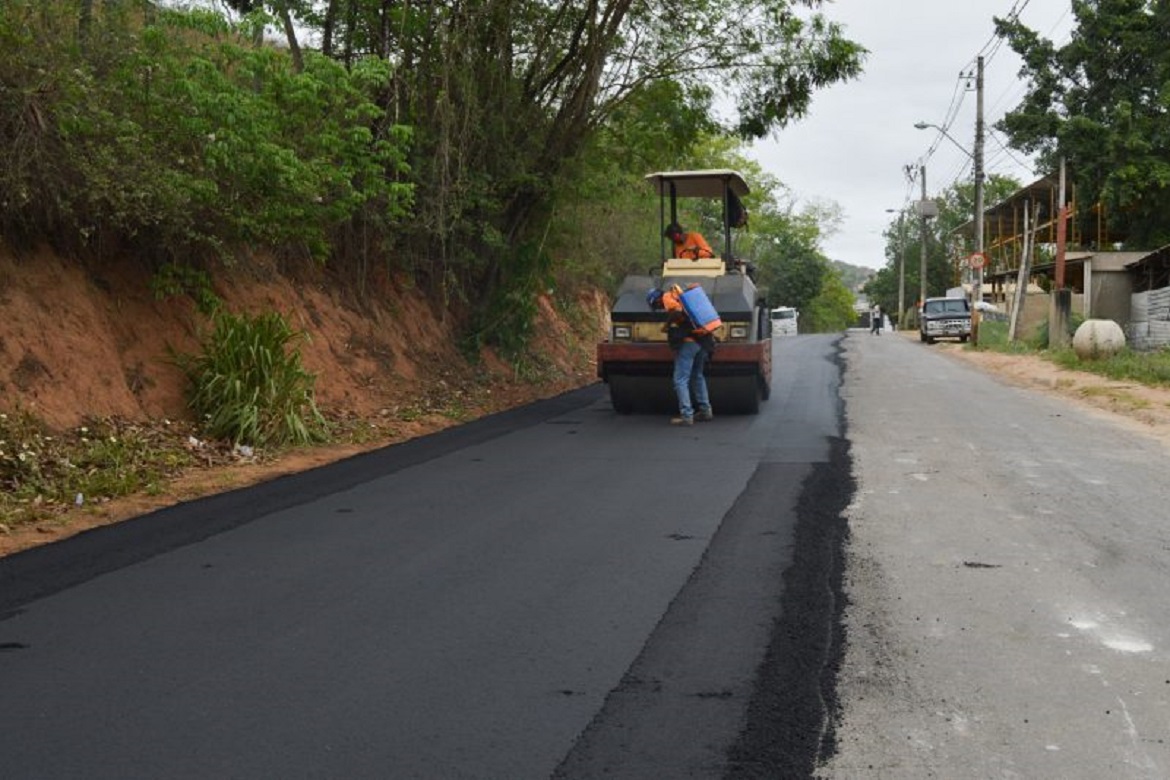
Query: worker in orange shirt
xmin=664 ymin=222 xmax=715 ymax=260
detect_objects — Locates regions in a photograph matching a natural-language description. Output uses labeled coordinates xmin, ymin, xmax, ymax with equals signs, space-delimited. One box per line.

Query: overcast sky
xmin=746 ymin=0 xmax=1075 ymax=272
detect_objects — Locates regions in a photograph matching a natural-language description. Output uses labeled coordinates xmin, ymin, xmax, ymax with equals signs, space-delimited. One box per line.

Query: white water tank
xmin=1072 ymin=319 xmax=1126 ymax=359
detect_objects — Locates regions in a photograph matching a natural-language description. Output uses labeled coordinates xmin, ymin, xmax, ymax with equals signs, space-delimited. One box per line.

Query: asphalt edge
xmin=723 ymin=338 xmax=854 ymax=778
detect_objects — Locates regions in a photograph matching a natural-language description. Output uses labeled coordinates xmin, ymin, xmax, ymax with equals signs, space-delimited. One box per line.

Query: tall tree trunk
xmin=321 ymin=0 xmax=337 ymax=56
xmin=343 ymin=0 xmax=358 ymax=68
xmin=78 ymin=0 xmax=94 ymax=49
xmin=274 ymin=1 xmax=304 ymax=72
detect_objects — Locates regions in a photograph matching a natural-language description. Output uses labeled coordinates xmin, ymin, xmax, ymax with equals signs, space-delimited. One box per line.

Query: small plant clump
xmin=176 ymin=310 xmax=329 ymax=448
xmin=0 ymin=411 xmax=196 ymax=531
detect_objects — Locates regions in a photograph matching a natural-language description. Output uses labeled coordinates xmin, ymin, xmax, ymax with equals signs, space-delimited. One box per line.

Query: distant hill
xmin=832 ymin=261 xmax=875 ymax=293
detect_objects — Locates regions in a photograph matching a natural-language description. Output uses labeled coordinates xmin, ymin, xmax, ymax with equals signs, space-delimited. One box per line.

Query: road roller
xmin=597 ymin=169 xmax=772 ymax=414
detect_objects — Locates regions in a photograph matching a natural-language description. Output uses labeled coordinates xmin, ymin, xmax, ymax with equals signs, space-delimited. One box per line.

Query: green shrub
xmin=177 ymin=311 xmax=327 ymax=447
xmin=0 ymin=3 xmax=412 ymax=259
xmin=151 ymin=262 xmax=222 ymax=315
xmin=974 ymin=319 xmax=1008 ymax=349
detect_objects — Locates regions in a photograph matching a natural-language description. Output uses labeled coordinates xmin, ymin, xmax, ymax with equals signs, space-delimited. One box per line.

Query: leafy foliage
xmin=801 ymin=269 xmax=859 ymax=333
xmin=150 ymin=262 xmax=223 ymax=315
xmin=0 ymin=2 xmax=411 ymax=261
xmin=176 ymin=311 xmax=327 ymax=447
xmin=300 ymin=0 xmax=863 ymax=345
xmin=995 ymin=3 xmax=1170 ymax=246
xmin=1 ymin=0 xmax=864 ymax=357
xmin=709 ymin=149 xmax=854 ymax=325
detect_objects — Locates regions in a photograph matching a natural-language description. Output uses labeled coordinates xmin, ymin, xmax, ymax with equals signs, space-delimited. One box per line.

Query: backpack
xmin=678 ymin=284 xmax=722 ymax=335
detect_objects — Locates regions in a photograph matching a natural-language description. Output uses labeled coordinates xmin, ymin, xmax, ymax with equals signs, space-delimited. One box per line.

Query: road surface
xmin=0 ymin=335 xmax=848 ymax=779
xmin=5 ymin=330 xmax=1167 ymax=779
xmin=823 ymin=330 xmax=1170 ymax=779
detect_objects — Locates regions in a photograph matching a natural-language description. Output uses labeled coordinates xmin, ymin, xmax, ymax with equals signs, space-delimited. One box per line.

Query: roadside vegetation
xmin=0 ymin=412 xmax=196 ymax=533
xmin=1049 ymin=347 xmax=1170 ymax=387
xmin=974 ymin=320 xmax=1170 ymax=388
xmin=174 ymin=310 xmax=329 ymax=448
xmin=1 ymin=1 xmax=871 ymax=534
xmin=1 ymin=0 xmax=868 ymax=346
xmin=0 ymin=1 xmax=867 ymax=346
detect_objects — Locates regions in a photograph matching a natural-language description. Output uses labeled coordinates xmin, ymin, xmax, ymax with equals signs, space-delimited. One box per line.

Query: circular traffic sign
xmin=968 ymin=252 xmax=987 ymax=270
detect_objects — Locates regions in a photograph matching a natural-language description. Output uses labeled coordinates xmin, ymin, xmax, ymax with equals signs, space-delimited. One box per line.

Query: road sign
xmin=968 ymin=252 xmax=987 ymax=270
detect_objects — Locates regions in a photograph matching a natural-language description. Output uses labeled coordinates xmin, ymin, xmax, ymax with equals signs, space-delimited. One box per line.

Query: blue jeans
xmin=672 ymin=340 xmax=711 ymax=419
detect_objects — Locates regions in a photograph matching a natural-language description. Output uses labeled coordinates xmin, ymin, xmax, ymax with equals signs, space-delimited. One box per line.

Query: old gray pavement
xmin=822 ymin=330 xmax=1170 ymax=779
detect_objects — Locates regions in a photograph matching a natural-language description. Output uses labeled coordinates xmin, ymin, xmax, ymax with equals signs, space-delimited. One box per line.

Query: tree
xmin=996 ymin=1 xmax=1170 ymax=246
xmin=267 ymin=0 xmax=865 ymax=344
xmin=0 ymin=4 xmax=410 ymax=261
xmin=3 ymin=0 xmax=867 ymax=353
xmin=734 ymin=178 xmax=841 ymax=314
xmin=802 ymin=268 xmax=857 ymax=332
xmin=667 ymin=143 xmax=854 ymax=323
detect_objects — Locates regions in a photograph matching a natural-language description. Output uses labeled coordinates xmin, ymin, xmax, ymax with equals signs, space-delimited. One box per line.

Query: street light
xmin=885 ymin=208 xmax=906 ymax=327
xmin=914 ymin=121 xmax=973 ymax=160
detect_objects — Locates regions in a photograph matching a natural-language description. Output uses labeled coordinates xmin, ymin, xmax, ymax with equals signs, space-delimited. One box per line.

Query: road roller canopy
xmin=645 ymin=169 xmax=751 ymax=266
xmin=643 ymin=169 xmax=750 ymax=198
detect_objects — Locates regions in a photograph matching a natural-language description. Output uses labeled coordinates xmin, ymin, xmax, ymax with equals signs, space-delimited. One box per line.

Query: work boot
xmin=670 ymin=415 xmax=694 ymax=426
xmin=696 ymin=408 xmax=714 ymax=422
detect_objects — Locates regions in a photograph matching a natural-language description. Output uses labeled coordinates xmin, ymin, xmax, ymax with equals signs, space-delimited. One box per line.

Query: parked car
xmin=919 ymin=297 xmax=971 ymax=344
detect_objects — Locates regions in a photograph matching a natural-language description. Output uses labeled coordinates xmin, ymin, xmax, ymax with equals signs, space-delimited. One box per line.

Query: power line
xmin=919 ymin=0 xmax=1074 ymax=196
xmin=988 ymin=128 xmax=1039 ymax=177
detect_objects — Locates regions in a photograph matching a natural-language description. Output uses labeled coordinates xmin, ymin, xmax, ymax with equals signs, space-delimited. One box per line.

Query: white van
xmin=770 ymin=306 xmax=798 ymax=336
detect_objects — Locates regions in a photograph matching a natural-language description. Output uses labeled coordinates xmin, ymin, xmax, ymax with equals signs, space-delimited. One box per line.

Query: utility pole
xmin=1009 ymin=199 xmax=1036 ymax=342
xmin=898 ymin=210 xmax=906 ymax=326
xmin=919 ymin=163 xmax=928 ymax=310
xmin=972 ymin=55 xmax=985 ymax=345
xmin=1051 ymin=156 xmax=1071 ymax=347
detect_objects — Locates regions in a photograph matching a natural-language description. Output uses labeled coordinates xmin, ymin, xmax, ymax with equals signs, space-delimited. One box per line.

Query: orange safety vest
xmin=672 ymin=231 xmax=715 ymax=260
xmin=661 ymin=286 xmax=709 ymax=344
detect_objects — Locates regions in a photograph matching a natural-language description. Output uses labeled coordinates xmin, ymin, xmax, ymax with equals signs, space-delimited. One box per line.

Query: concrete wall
xmin=1010 ymin=292 xmax=1051 ymax=342
xmin=1089 ymin=272 xmax=1133 ymax=326
xmin=1009 ymin=292 xmax=1092 ymax=342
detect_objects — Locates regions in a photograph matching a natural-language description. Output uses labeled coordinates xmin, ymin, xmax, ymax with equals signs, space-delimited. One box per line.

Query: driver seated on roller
xmin=664 ymin=222 xmax=715 ymax=261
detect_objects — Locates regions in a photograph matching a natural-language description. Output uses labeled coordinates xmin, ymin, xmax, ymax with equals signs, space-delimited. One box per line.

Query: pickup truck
xmin=919 ymin=296 xmax=971 ymax=344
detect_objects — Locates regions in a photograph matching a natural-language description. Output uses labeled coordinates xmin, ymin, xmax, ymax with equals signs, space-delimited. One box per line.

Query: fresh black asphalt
xmin=0 ymin=335 xmax=851 ymax=779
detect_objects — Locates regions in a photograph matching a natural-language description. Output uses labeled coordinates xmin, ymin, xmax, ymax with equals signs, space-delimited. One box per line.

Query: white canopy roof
xmin=644 ymin=169 xmax=750 ymax=198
